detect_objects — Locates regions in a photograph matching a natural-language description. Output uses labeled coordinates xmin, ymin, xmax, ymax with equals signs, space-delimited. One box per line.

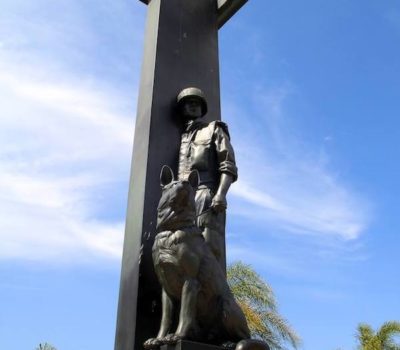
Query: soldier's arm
xmin=211 ymin=173 xmax=233 ymax=212
xmin=211 ymin=122 xmax=238 ymax=212
xmin=213 ymin=122 xmax=238 ymax=179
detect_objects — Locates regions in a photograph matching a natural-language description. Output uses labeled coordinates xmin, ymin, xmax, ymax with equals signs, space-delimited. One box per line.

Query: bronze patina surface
xmin=144 ymin=166 xmax=249 ymax=348
xmin=176 ymin=88 xmax=238 ymax=272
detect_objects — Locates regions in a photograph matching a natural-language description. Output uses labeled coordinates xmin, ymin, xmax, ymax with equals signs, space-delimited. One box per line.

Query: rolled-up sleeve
xmin=214 ymin=124 xmax=238 ymax=182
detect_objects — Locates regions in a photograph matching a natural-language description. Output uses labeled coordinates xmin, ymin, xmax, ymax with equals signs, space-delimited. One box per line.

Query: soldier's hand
xmin=211 ymin=194 xmax=227 ymax=213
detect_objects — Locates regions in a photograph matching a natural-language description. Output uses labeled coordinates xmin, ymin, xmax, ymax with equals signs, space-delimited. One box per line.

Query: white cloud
xmin=0 ymin=0 xmax=370 ymax=266
xmin=227 ymin=243 xmax=306 ymax=277
xmin=0 ymin=62 xmax=134 ymax=263
xmin=225 ymin=85 xmax=371 ymax=240
xmin=0 ymin=0 xmax=144 ymax=263
xmin=230 ymin=167 xmax=367 ymax=240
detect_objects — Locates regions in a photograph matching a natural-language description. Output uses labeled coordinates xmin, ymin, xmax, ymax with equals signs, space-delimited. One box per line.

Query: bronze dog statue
xmin=144 ymin=166 xmax=254 ymax=349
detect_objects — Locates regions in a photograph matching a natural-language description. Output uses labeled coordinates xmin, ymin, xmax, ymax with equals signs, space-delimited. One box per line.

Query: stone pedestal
xmin=162 ymin=340 xmax=270 ymax=350
xmin=161 ymin=341 xmax=224 ymax=350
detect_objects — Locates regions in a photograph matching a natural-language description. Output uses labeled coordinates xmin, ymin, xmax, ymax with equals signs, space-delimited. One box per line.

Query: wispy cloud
xmin=227 ymin=243 xmax=307 ymax=277
xmin=225 ymin=84 xmax=371 ymax=240
xmin=0 ymin=0 xmax=143 ymax=263
xmin=0 ymin=0 xmax=370 ymax=266
xmin=0 ymin=63 xmax=134 ymax=263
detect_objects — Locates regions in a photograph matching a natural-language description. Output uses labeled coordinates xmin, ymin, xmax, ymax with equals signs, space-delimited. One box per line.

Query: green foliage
xmin=36 ymin=343 xmax=57 ymax=350
xmin=356 ymin=321 xmax=400 ymax=350
xmin=227 ymin=261 xmax=301 ymax=350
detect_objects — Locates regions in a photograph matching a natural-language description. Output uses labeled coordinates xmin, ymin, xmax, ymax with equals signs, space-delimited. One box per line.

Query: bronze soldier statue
xmin=177 ymin=87 xmax=238 ymax=271
xmin=143 ymin=91 xmax=270 ymax=350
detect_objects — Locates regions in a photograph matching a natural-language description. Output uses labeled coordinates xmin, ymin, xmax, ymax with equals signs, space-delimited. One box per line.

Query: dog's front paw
xmin=144 ymin=338 xmax=163 ymax=349
xmin=162 ymin=333 xmax=183 ymax=345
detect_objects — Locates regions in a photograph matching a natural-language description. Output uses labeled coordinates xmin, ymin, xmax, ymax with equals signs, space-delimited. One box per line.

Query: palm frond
xmin=239 ymin=300 xmax=271 ymax=336
xmin=36 ymin=343 xmax=57 ymax=350
xmin=228 ymin=261 xmax=276 ymax=312
xmin=377 ymin=321 xmax=400 ymax=349
xmin=227 ymin=261 xmax=301 ymax=350
xmin=386 ymin=345 xmax=400 ymax=350
xmin=356 ymin=323 xmax=375 ymax=349
xmin=263 ymin=311 xmax=302 ymax=348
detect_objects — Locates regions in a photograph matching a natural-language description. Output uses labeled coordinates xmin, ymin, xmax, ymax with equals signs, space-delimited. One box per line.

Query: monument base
xmin=161 ymin=341 xmax=224 ymax=350
xmin=161 ymin=339 xmax=270 ymax=350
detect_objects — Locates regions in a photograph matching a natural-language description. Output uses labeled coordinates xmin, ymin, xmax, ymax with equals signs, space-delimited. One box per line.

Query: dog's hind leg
xmin=221 ymin=297 xmax=251 ymax=342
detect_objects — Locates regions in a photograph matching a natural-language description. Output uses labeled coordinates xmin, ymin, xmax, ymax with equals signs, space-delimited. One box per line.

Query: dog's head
xmin=157 ymin=166 xmax=199 ymax=232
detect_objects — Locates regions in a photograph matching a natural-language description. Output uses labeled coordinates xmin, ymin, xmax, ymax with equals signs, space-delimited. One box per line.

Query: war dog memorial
xmin=114 ymin=2 xmax=268 ymax=350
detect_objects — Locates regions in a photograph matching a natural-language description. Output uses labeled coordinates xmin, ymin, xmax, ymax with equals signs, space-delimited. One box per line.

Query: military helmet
xmin=177 ymin=87 xmax=208 ymax=116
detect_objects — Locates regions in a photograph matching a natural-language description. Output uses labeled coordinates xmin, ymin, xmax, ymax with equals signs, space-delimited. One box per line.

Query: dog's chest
xmin=152 ymin=229 xmax=203 ymax=283
xmin=152 ymin=230 xmax=187 ymax=264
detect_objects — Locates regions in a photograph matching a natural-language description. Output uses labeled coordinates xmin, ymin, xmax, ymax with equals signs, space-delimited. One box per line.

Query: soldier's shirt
xmin=178 ymin=120 xmax=238 ymax=188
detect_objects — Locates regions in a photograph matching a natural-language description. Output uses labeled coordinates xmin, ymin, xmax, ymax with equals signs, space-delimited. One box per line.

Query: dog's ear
xmin=187 ymin=169 xmax=200 ymax=189
xmin=160 ymin=165 xmax=174 ymax=187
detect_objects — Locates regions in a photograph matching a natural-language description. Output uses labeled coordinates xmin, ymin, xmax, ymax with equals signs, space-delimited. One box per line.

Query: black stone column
xmin=115 ymin=1 xmax=221 ymax=349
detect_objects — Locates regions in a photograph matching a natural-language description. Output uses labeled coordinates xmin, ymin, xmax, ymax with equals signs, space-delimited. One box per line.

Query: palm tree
xmin=356 ymin=321 xmax=400 ymax=350
xmin=227 ymin=261 xmax=301 ymax=350
xmin=36 ymin=343 xmax=57 ymax=350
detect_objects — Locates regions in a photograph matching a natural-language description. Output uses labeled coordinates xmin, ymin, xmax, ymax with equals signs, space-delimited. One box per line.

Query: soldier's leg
xmin=203 ymin=226 xmax=223 ymax=262
xmin=199 ymin=210 xmax=226 ymax=273
xmin=195 ymin=187 xmax=226 ymax=271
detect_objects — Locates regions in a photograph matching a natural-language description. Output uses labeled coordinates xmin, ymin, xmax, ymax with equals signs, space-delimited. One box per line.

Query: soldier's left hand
xmin=211 ymin=194 xmax=227 ymax=213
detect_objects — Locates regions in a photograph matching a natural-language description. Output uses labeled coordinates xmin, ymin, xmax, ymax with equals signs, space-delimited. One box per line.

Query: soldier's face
xmin=181 ymin=98 xmax=203 ymax=120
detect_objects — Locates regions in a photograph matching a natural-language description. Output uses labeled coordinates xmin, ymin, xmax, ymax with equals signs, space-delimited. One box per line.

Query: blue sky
xmin=1 ymin=1 xmax=399 ymax=349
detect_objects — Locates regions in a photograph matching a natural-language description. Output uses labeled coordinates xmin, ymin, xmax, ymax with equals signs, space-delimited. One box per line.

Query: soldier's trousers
xmin=195 ymin=186 xmax=226 ymax=273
